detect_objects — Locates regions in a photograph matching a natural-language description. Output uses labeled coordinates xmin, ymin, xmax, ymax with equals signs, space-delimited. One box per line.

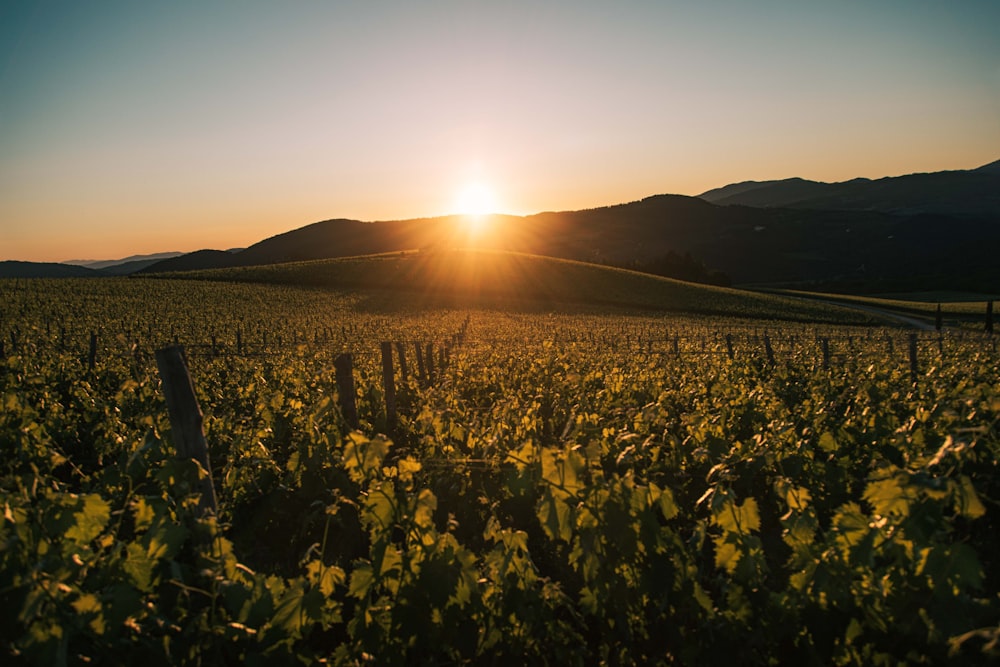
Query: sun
xmin=453 ymin=182 xmax=498 ymax=217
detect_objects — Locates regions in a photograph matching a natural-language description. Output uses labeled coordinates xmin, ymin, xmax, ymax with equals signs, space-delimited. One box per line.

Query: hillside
xmin=0 ymin=261 xmax=99 ymax=279
xmin=699 ymin=161 xmax=1000 ymax=219
xmin=169 ymin=249 xmax=875 ymax=323
xmin=139 ymin=192 xmax=1000 ymax=292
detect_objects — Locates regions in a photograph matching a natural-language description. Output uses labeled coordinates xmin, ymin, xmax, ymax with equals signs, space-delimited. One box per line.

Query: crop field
xmin=1 ymin=277 xmax=998 ymax=665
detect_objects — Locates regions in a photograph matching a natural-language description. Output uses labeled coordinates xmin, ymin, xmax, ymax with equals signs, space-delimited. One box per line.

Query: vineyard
xmin=1 ymin=277 xmax=998 ymax=665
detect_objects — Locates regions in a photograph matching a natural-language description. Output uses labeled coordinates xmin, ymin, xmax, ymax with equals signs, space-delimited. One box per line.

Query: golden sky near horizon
xmin=1 ymin=1 xmax=999 ymax=262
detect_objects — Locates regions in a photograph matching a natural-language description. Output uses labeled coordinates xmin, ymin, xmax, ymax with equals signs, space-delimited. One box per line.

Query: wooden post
xmin=395 ymin=341 xmax=409 ymax=381
xmin=821 ymin=338 xmax=830 ymax=370
xmin=725 ymin=333 xmax=734 ymax=360
xmin=236 ymin=329 xmax=243 ymax=355
xmin=763 ymin=332 xmax=775 ymax=366
xmin=935 ymin=304 xmax=942 ymax=332
xmin=381 ymin=342 xmax=397 ymax=430
xmin=334 ymin=353 xmax=360 ymax=430
xmin=155 ymin=346 xmax=218 ymax=516
xmin=885 ymin=334 xmax=894 ymax=357
xmin=908 ymin=333 xmax=919 ymax=382
xmin=415 ymin=343 xmax=427 ymax=387
xmin=88 ymin=332 xmax=98 ymax=370
xmin=673 ymin=335 xmax=680 ymax=358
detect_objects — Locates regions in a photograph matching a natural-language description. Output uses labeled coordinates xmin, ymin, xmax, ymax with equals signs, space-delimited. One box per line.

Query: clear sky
xmin=2 ymin=1 xmax=998 ymax=262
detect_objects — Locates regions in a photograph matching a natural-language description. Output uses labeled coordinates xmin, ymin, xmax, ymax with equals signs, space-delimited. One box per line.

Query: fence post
xmin=725 ymin=333 xmax=734 ymax=360
xmin=334 ymin=353 xmax=360 ymax=430
xmin=821 ymin=338 xmax=830 ymax=370
xmin=395 ymin=342 xmax=409 ymax=381
xmin=763 ymin=332 xmax=775 ymax=366
xmin=155 ymin=346 xmax=218 ymax=516
xmin=381 ymin=342 xmax=397 ymax=431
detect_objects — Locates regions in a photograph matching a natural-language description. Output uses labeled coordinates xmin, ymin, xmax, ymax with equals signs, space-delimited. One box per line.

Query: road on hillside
xmin=800 ymin=298 xmax=938 ymax=331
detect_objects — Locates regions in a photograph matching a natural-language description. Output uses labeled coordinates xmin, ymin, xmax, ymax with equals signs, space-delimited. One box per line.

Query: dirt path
xmin=797 ymin=297 xmax=938 ymax=330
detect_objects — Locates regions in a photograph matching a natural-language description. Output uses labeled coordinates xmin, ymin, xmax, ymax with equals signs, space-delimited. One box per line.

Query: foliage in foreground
xmin=0 ymin=279 xmax=998 ymax=665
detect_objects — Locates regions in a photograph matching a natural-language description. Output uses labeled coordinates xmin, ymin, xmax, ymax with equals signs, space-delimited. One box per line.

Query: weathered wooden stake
xmin=908 ymin=333 xmax=919 ymax=382
xmin=334 ymin=353 xmax=360 ymax=430
xmin=763 ymin=332 xmax=775 ymax=366
xmin=821 ymin=338 xmax=830 ymax=370
xmin=381 ymin=342 xmax=397 ymax=431
xmin=88 ymin=332 xmax=98 ymax=370
xmin=725 ymin=333 xmax=734 ymax=361
xmin=155 ymin=346 xmax=218 ymax=516
xmin=395 ymin=341 xmax=409 ymax=381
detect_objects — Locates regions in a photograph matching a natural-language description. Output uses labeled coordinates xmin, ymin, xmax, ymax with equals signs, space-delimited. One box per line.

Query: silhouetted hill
xmin=0 ymin=261 xmax=99 ymax=278
xmin=137 ymin=249 xmax=243 ymax=274
xmin=975 ymin=159 xmax=1000 ymax=175
xmin=129 ymin=159 xmax=1000 ymax=293
xmin=700 ymin=161 xmax=1000 ymax=219
xmin=139 ymin=194 xmax=1000 ymax=292
xmin=64 ymin=251 xmax=183 ymax=270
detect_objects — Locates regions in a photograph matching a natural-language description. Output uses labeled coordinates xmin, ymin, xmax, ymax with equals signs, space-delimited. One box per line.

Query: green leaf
xmin=863 ymin=472 xmax=912 ymax=518
xmin=306 ymin=561 xmax=345 ymax=597
xmin=714 ymin=497 xmax=760 ymax=534
xmin=348 ymin=563 xmax=374 ymax=599
xmin=714 ymin=536 xmax=741 ymax=573
xmin=343 ymin=433 xmax=390 ymax=481
xmin=365 ymin=482 xmax=396 ymax=532
xmin=123 ymin=542 xmax=156 ymax=592
xmin=537 ymin=491 xmax=573 ymax=542
xmin=270 ymin=579 xmax=308 ymax=637
xmin=132 ymin=497 xmax=155 ymax=531
xmin=413 ymin=489 xmax=437 ymax=530
xmin=954 ymin=475 xmax=986 ymax=519
xmin=65 ymin=494 xmax=110 ymax=546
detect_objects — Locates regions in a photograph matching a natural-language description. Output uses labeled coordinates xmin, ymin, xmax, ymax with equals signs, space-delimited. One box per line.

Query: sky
xmin=1 ymin=1 xmax=998 ymax=262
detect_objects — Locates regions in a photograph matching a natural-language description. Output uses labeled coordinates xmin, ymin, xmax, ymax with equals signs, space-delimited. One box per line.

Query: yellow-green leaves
xmin=64 ymin=494 xmax=110 ymax=547
xmin=343 ymin=432 xmax=391 ymax=482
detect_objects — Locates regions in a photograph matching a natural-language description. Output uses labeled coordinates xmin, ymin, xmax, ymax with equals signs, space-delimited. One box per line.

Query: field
xmin=1 ymin=273 xmax=998 ymax=665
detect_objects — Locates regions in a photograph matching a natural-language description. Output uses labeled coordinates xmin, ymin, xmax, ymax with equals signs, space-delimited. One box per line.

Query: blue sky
xmin=2 ymin=1 xmax=998 ymax=261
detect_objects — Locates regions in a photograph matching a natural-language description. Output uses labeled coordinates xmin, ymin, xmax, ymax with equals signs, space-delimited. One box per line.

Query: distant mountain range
xmin=3 ymin=159 xmax=997 ymax=293
xmin=699 ymin=159 xmax=1000 ymax=218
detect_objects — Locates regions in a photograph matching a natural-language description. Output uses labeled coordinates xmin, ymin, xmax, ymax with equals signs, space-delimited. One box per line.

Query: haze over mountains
xmin=4 ymin=160 xmax=998 ymax=293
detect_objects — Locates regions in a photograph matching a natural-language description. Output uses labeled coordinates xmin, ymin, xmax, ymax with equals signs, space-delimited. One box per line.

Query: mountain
xmin=137 ymin=249 xmax=243 ymax=274
xmin=17 ymin=157 xmax=987 ymax=293
xmin=699 ymin=160 xmax=1000 ymax=219
xmin=64 ymin=251 xmax=184 ymax=270
xmin=139 ymin=191 xmax=1000 ymax=292
xmin=0 ymin=261 xmax=100 ymax=278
